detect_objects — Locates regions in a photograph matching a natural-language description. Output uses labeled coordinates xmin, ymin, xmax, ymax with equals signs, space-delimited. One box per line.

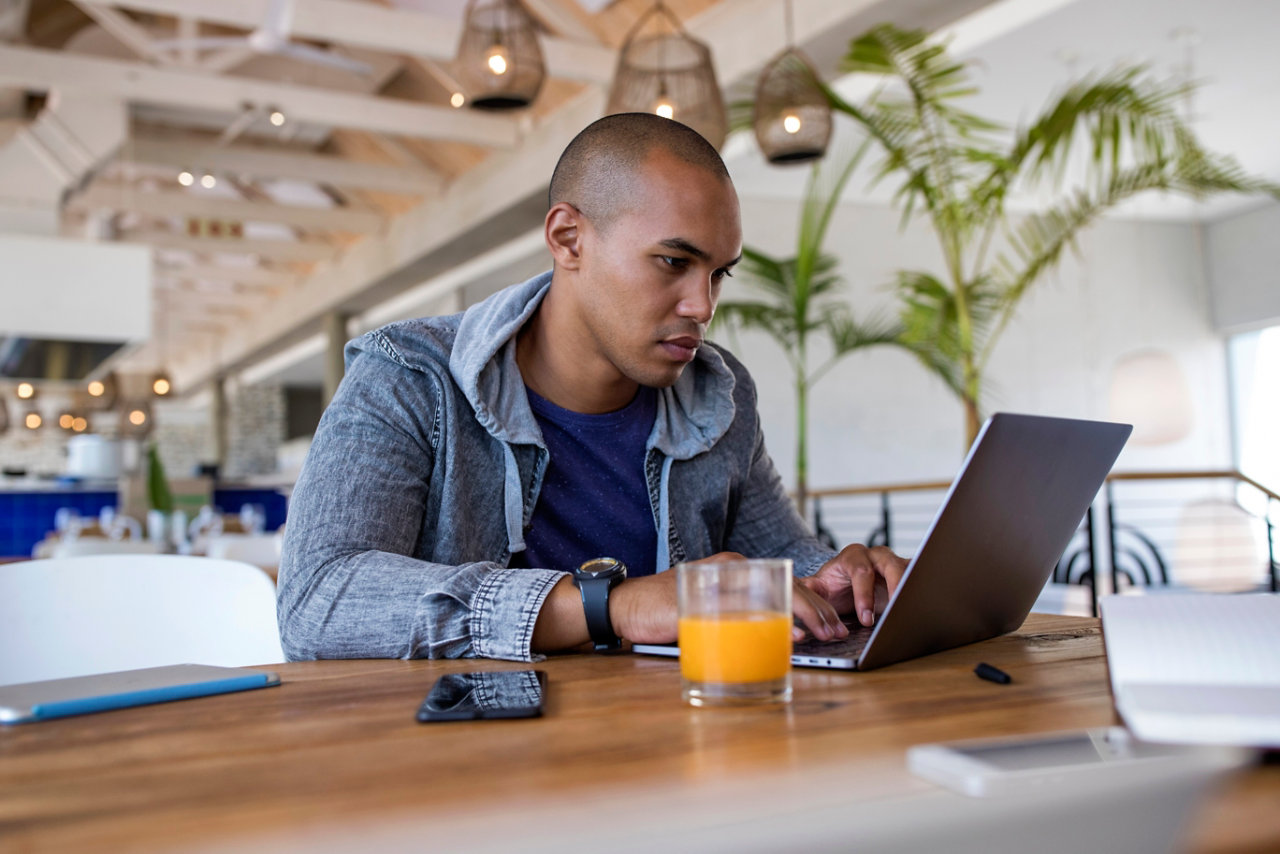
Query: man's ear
xmin=545 ymin=202 xmax=583 ymax=271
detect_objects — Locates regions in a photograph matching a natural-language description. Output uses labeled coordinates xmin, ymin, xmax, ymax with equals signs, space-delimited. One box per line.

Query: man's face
xmin=570 ymin=150 xmax=742 ymax=392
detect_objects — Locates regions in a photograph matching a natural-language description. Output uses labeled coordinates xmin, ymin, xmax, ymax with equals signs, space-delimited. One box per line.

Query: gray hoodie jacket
xmin=277 ymin=271 xmax=834 ymax=662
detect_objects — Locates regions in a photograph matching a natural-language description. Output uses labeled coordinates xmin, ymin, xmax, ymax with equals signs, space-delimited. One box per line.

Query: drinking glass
xmin=677 ymin=558 xmax=793 ymax=707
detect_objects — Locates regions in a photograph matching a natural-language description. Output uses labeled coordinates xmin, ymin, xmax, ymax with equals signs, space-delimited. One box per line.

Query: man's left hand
xmin=798 ymin=545 xmax=908 ymax=628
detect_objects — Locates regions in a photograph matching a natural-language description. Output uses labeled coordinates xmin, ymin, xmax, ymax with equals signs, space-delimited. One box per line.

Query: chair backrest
xmin=0 ymin=555 xmax=284 ymax=686
xmin=206 ymin=533 xmax=282 ymax=568
xmin=50 ymin=538 xmax=163 ymax=558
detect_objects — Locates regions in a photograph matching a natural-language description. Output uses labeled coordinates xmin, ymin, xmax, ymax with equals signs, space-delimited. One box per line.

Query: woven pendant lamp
xmin=753 ymin=2 xmax=831 ymax=163
xmin=455 ymin=0 xmax=546 ymax=110
xmin=605 ymin=2 xmax=727 ymax=149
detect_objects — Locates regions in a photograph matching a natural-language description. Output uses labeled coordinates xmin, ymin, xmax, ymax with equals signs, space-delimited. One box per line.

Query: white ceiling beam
xmin=155 ymin=262 xmax=297 ymax=289
xmin=125 ymin=138 xmax=445 ymax=195
xmin=0 ymin=45 xmax=521 ymax=148
xmin=70 ymin=1 xmax=172 ymax=64
xmin=97 ymin=0 xmax=615 ymax=85
xmin=521 ymin=0 xmax=602 ymax=44
xmin=123 ymin=230 xmax=338 ymax=263
xmin=73 ymin=181 xmax=386 ymax=233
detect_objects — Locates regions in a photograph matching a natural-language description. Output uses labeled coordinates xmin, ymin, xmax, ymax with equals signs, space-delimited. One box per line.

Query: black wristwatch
xmin=573 ymin=557 xmax=627 ymax=653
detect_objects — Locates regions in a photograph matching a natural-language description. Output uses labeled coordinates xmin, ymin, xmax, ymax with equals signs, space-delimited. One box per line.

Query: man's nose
xmin=677 ymin=276 xmax=715 ymax=324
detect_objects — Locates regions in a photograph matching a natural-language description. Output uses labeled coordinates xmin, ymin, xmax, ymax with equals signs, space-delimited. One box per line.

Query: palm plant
xmin=714 ymin=150 xmax=903 ymax=514
xmin=823 ymin=24 xmax=1280 ymax=445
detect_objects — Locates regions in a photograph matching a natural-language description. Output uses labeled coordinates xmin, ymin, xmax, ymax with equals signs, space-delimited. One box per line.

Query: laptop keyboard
xmin=792 ymin=619 xmax=875 ymax=657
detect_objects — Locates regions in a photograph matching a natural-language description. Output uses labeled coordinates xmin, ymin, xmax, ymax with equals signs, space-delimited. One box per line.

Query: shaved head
xmin=548 ymin=113 xmax=731 ymax=233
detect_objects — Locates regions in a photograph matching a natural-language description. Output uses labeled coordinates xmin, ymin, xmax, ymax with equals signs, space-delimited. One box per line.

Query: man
xmin=278 ymin=113 xmax=905 ymax=662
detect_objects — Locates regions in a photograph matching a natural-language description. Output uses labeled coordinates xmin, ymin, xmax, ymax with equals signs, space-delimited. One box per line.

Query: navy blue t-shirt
xmin=511 ymin=385 xmax=659 ymax=578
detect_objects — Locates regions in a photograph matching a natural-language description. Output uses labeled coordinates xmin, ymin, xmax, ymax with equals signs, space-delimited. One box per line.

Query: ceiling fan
xmin=152 ymin=0 xmax=372 ymax=75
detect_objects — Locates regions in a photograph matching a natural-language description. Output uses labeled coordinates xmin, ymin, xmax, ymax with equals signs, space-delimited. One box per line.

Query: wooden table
xmin=1 ymin=615 xmax=1276 ymax=852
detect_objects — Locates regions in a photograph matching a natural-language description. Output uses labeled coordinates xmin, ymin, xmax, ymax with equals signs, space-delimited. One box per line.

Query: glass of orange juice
xmin=677 ymin=558 xmax=793 ymax=707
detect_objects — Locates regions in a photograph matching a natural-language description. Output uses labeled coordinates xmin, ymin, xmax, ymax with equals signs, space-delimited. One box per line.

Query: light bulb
xmin=200 ymin=173 xmax=217 ymax=189
xmin=178 ymin=170 xmax=194 ymax=187
xmin=485 ymin=44 xmax=509 ymax=76
xmin=152 ymin=376 xmax=171 ymax=396
xmin=59 ymin=413 xmax=74 ymax=430
xmin=269 ymin=110 xmax=286 ymax=127
xmin=87 ymin=380 xmax=105 ymax=397
xmin=72 ymin=417 xmax=88 ymax=432
xmin=25 ymin=412 xmax=41 ymax=430
xmin=129 ymin=409 xmax=147 ymax=426
xmin=653 ymin=99 xmax=675 ymax=120
xmin=16 ymin=382 xmax=34 ymax=399
xmin=450 ymin=92 xmax=465 ymax=108
xmin=782 ymin=113 xmax=802 ymax=134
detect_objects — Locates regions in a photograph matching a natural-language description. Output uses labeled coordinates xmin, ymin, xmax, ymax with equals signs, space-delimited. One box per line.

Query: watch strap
xmin=579 ymin=576 xmax=623 ymax=653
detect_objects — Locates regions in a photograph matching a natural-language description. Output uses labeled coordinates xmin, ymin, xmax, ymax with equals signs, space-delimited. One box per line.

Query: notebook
xmin=0 ymin=664 xmax=281 ymax=724
xmin=635 ymin=412 xmax=1132 ymax=670
xmin=1100 ymin=593 xmax=1280 ymax=747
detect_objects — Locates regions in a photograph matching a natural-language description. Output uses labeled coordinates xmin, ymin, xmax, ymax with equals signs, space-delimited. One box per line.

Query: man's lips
xmin=660 ymin=336 xmax=702 ymax=362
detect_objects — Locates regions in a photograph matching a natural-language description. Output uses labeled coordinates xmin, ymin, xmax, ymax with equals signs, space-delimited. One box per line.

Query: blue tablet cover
xmin=0 ymin=664 xmax=281 ymax=724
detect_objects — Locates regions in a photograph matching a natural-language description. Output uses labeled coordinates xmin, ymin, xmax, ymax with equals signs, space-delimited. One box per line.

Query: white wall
xmin=1205 ymin=201 xmax=1280 ymax=333
xmin=725 ymin=197 xmax=1233 ymax=490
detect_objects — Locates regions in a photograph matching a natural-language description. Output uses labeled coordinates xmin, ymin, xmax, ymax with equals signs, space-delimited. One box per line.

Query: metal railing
xmin=810 ymin=470 xmax=1279 ymax=616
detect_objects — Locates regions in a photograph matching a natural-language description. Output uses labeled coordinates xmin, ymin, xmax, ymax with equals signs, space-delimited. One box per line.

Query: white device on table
xmin=1100 ymin=592 xmax=1280 ymax=748
xmin=907 ymin=726 xmax=1243 ymax=798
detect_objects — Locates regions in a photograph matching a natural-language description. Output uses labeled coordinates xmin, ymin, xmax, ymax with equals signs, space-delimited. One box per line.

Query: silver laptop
xmin=634 ymin=412 xmax=1132 ymax=670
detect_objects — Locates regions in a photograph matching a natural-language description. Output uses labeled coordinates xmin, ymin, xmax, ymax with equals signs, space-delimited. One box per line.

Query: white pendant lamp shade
xmin=1107 ymin=349 xmax=1195 ymax=446
xmin=605 ymin=2 xmax=727 ymax=149
xmin=455 ymin=0 xmax=546 ymax=110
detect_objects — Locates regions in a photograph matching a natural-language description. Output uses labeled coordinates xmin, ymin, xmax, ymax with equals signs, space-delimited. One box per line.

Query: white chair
xmin=49 ymin=538 xmax=163 ymax=558
xmin=206 ymin=532 xmax=282 ymax=570
xmin=0 ymin=555 xmax=284 ymax=686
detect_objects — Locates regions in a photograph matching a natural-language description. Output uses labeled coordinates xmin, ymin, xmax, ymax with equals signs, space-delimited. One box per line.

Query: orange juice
xmin=678 ymin=611 xmax=792 ymax=683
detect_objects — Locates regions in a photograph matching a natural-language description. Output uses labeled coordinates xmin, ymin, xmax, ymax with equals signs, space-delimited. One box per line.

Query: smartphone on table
xmin=416 ymin=669 xmax=547 ymax=722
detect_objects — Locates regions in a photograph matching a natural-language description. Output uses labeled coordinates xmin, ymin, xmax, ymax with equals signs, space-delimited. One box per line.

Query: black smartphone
xmin=416 ymin=670 xmax=547 ymax=722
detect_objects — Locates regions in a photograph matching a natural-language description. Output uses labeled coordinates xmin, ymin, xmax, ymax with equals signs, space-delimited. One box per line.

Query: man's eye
xmin=660 ymin=256 xmax=689 ymax=270
xmin=713 ymin=268 xmax=734 ymax=281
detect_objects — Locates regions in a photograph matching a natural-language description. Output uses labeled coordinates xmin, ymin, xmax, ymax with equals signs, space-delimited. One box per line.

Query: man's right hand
xmin=610 ymin=552 xmax=848 ymax=645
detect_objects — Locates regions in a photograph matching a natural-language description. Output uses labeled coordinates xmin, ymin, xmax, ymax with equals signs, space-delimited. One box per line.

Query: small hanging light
xmin=86 ymin=371 xmax=119 ymax=409
xmin=151 ymin=371 xmax=173 ymax=397
xmin=120 ymin=401 xmax=154 ymax=438
xmin=16 ymin=381 xmax=35 ymax=401
xmin=455 ymin=0 xmax=545 ymax=110
xmin=753 ymin=0 xmax=832 ymax=164
xmin=24 ymin=409 xmax=42 ymax=430
xmin=0 ymin=398 xmax=9 ymax=436
xmin=605 ymin=2 xmax=727 ymax=149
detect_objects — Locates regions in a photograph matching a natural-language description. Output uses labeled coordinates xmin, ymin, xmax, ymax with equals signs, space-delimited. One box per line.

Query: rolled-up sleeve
xmin=277 ymin=345 xmax=562 ymax=662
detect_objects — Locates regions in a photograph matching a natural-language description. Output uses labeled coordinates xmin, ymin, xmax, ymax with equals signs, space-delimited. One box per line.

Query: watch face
xmin=578 ymin=557 xmax=626 ymax=579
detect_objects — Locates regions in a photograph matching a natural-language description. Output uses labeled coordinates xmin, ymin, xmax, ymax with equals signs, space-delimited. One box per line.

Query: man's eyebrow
xmin=658 ymin=238 xmax=741 ymax=268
